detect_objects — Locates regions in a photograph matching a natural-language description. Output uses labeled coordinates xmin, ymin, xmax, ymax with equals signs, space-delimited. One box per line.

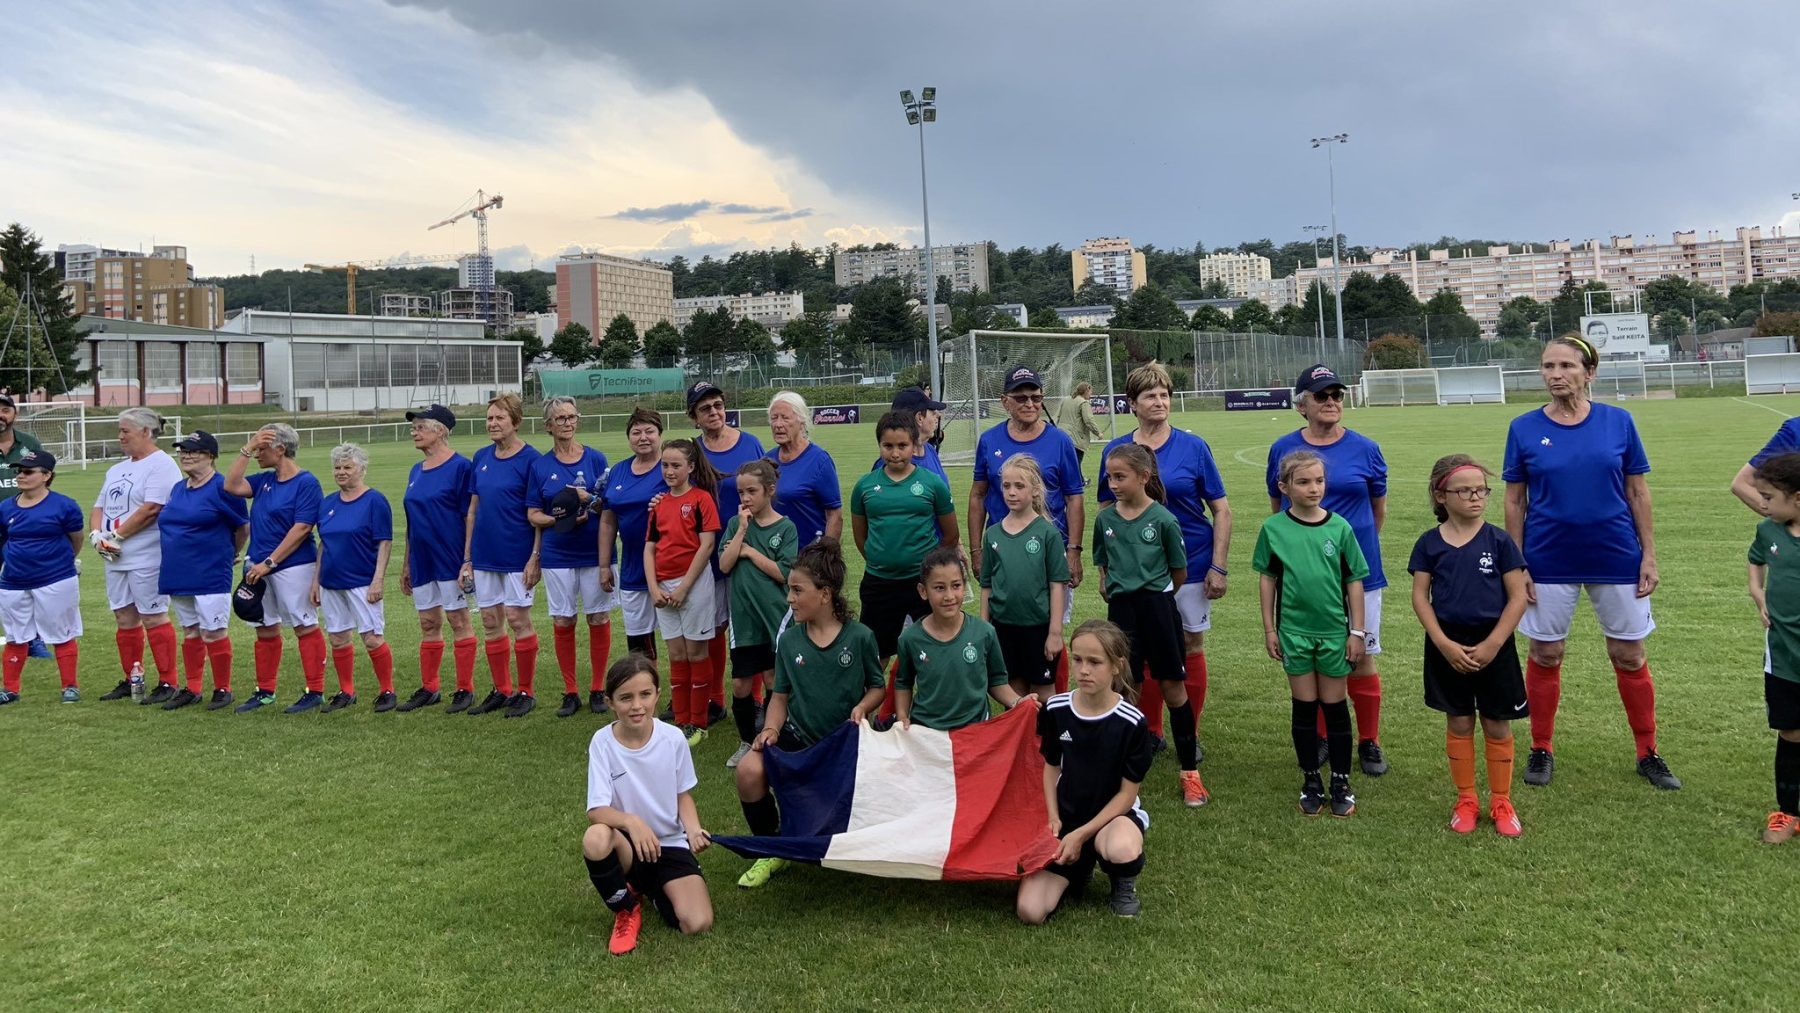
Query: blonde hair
xmin=487 ymin=392 xmax=524 ymax=425
xmin=999 ymin=453 xmax=1052 ymax=523
xmin=1277 ymin=449 xmax=1325 ymax=488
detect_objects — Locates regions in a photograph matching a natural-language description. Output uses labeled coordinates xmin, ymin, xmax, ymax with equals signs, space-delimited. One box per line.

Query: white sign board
xmin=1579 ymin=313 xmax=1652 ymax=355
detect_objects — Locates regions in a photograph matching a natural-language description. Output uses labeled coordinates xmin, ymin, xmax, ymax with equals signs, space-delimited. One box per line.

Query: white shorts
xmin=1362 ymin=588 xmax=1383 ymax=656
xmin=0 ymin=576 xmax=83 ymax=644
xmin=1173 ymin=582 xmax=1213 ymax=634
xmin=1520 ymin=582 xmax=1655 ymax=643
xmin=544 ymin=566 xmax=614 ymax=618
xmin=412 ymin=578 xmax=469 ymax=613
xmin=474 ymin=570 xmax=534 ymax=610
xmin=321 ymin=586 xmax=386 ymax=635
xmin=654 ymin=573 xmax=716 ymax=642
xmin=105 ymin=566 xmax=168 ymax=615
xmin=259 ymin=564 xmax=319 ymax=629
xmin=171 ymin=593 xmax=230 ymax=632
xmin=619 ymin=588 xmax=657 ymax=637
xmin=714 ymin=573 xmax=732 ymax=629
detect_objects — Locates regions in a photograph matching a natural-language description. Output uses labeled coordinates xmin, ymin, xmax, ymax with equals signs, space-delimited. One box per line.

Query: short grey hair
xmin=118 ymin=407 xmax=164 ymax=436
xmin=329 ymin=443 xmax=369 ymax=473
xmin=258 ymin=422 xmax=300 ymax=458
xmin=412 ymin=418 xmax=449 ymax=439
xmin=542 ymin=395 xmax=579 ymax=422
xmin=768 ymin=390 xmax=810 ymax=435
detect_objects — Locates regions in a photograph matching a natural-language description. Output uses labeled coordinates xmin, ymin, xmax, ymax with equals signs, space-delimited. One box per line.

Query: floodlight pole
xmin=1312 ymin=134 xmax=1349 ymax=351
xmin=903 ymin=88 xmax=942 ymax=397
xmin=1305 ymin=225 xmax=1329 ymax=359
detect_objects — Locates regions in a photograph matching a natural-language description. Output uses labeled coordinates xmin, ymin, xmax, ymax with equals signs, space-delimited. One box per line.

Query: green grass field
xmin=5 ymin=395 xmax=1794 ymax=1011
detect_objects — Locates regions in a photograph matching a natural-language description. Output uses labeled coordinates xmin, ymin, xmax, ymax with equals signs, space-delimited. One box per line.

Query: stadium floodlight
xmin=901 ymin=86 xmax=943 ymax=396
xmin=1309 ymin=133 xmax=1349 ymax=350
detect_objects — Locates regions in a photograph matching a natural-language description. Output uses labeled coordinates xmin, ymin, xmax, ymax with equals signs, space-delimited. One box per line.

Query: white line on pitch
xmin=1233 ymin=445 xmax=1268 ymax=469
xmin=1734 ymin=397 xmax=1794 ymax=418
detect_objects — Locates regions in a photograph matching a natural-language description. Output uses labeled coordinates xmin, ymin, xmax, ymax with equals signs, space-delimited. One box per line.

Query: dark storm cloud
xmin=398 ymin=1 xmax=1800 ymax=250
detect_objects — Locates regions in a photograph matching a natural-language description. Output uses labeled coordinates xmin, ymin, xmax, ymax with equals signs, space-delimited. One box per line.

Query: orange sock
xmin=54 ymin=641 xmax=79 ymax=689
xmin=1485 ymin=736 xmax=1515 ymax=801
xmin=1447 ymin=729 xmax=1477 ymax=800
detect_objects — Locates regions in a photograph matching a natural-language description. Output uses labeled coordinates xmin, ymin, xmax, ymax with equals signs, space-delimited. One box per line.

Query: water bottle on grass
xmin=129 ymin=662 xmax=145 ymax=703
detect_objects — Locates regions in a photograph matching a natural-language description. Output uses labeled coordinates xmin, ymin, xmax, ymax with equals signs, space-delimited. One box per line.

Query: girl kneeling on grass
xmin=1017 ymin=620 xmax=1153 ymax=923
xmin=582 ymin=653 xmax=713 ymax=957
xmin=735 ymin=538 xmax=886 ymax=889
xmin=1254 ymin=450 xmax=1369 ymax=818
xmin=718 ymin=460 xmax=798 ymax=769
xmin=1747 ymin=453 xmax=1800 ymax=844
xmin=645 ymin=439 xmax=723 ymax=745
xmin=1093 ymin=443 xmax=1205 ymax=807
xmin=1408 ymin=454 xmax=1529 ymax=837
xmin=979 ymin=454 xmax=1070 ymax=705
xmin=895 ymin=546 xmax=1024 ymax=731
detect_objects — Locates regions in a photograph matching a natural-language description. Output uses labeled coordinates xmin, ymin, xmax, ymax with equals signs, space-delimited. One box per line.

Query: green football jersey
xmin=895 ymin=613 xmax=1008 ymax=731
xmin=1252 ymin=509 xmax=1370 ymax=637
xmin=850 ymin=465 xmax=954 ymax=580
xmin=723 ymin=514 xmax=798 ymax=647
xmin=772 ymin=620 xmax=885 ymax=745
xmin=979 ymin=516 xmax=1070 ymax=626
xmin=1751 ymin=518 xmax=1800 ymax=684
xmin=1092 ymin=501 xmax=1187 ymax=598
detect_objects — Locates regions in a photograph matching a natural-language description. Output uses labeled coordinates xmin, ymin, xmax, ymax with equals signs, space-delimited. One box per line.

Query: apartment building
xmin=1071 ymin=237 xmax=1146 ymax=297
xmin=1196 ymin=252 xmax=1273 ymax=296
xmin=672 ymin=291 xmax=805 ymax=331
xmin=60 ymin=244 xmax=225 ymax=328
xmin=555 ymin=252 xmax=675 ymax=337
xmin=833 ymin=243 xmax=990 ymax=296
xmin=1244 ymin=275 xmax=1301 ymax=310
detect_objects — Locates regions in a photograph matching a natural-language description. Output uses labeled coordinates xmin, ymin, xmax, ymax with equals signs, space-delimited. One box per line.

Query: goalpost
xmin=14 ymin=401 xmax=91 ymax=468
xmin=936 ymin=330 xmax=1119 ymax=467
xmin=1360 ymin=366 xmax=1504 ymax=406
xmin=1746 ymin=353 xmax=1800 ymax=395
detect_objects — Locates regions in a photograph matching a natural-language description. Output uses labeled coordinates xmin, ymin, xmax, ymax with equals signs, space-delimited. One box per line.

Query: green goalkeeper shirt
xmin=1252 ymin=509 xmax=1370 ymax=637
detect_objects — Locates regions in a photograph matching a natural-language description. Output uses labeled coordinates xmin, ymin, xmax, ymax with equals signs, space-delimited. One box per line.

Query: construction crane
xmin=428 ymin=190 xmax=504 ymax=328
xmin=303 ymin=254 xmax=462 ymax=315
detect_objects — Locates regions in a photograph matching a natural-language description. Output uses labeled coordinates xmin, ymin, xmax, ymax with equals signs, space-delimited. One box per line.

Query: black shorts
xmin=1108 ymin=589 xmax=1184 ymax=683
xmin=1422 ymin=621 xmax=1527 ymax=719
xmin=773 ymin=725 xmax=811 ymax=752
xmin=622 ymin=843 xmax=704 ymax=928
xmin=860 ymin=574 xmax=929 ymax=658
xmin=1767 ymin=673 xmax=1800 ymax=730
xmin=730 ymin=643 xmax=775 ymax=681
xmin=1042 ymin=808 xmax=1148 ymax=890
xmin=994 ymin=621 xmax=1058 ymax=686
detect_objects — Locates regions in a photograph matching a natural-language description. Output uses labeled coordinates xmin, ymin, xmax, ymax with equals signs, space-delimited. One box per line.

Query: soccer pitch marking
xmin=1733 ymin=396 xmax=1793 ymax=418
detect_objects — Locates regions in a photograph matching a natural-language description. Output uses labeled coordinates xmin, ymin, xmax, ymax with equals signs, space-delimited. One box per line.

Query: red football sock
xmin=554 ymin=625 xmax=578 ymax=695
xmin=1615 ymin=662 xmax=1659 ymax=758
xmin=1316 ymin=705 xmax=1329 ymax=740
xmin=367 ymin=642 xmax=394 ymax=694
xmin=1525 ymin=658 xmax=1562 ymax=751
xmin=181 ymin=636 xmax=207 ymax=694
xmin=1142 ymin=665 xmax=1164 ymax=739
xmin=2 ymin=643 xmax=25 ymax=694
xmin=708 ymin=635 xmax=728 ymax=708
xmin=452 ymin=637 xmax=478 ymax=694
xmin=484 ymin=639 xmax=514 ymax=695
xmin=297 ymin=628 xmax=327 ymax=693
xmin=331 ymin=643 xmax=356 ymax=695
xmin=206 ymin=638 xmax=233 ymax=693
xmin=669 ymin=659 xmax=691 ymax=725
xmin=514 ymin=634 xmax=539 ymax=696
xmin=253 ymin=635 xmax=282 ymax=693
xmin=588 ymin=622 xmax=612 ymax=693
xmin=54 ymin=640 xmax=79 ymax=689
xmin=878 ymin=659 xmax=899 ymax=720
xmin=752 ymin=672 xmax=765 ymax=704
xmin=1347 ymin=672 xmax=1382 ymax=744
xmin=419 ymin=640 xmax=445 ymax=693
xmin=115 ymin=626 xmax=146 ymax=677
xmin=1053 ymin=650 xmax=1069 ymax=694
xmin=692 ymin=656 xmax=712 ymax=723
xmin=1185 ymin=651 xmax=1208 ymax=721
xmin=145 ymin=623 xmax=178 ymax=685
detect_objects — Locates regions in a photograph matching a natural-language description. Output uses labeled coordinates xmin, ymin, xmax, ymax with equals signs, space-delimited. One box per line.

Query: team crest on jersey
xmin=1323 ymin=539 xmax=1337 ymax=557
xmin=680 ymin=503 xmax=693 ymax=517
xmin=1025 ymin=536 xmax=1041 ymax=555
xmin=770 ymin=533 xmax=782 ymax=547
xmin=1103 ymin=526 xmax=1115 ymax=539
xmin=837 ymin=647 xmax=853 ymax=668
xmin=962 ymin=643 xmax=979 ymax=663
xmin=1539 ymin=437 xmax=1552 ymax=447
xmin=1140 ymin=525 xmax=1157 ymax=543
xmin=1478 ymin=551 xmax=1495 ymax=575
xmin=910 ymin=481 xmax=925 ymax=496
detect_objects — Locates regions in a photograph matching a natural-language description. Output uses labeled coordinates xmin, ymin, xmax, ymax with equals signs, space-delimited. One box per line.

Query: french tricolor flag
xmin=713 ymin=702 xmax=1059 ymax=880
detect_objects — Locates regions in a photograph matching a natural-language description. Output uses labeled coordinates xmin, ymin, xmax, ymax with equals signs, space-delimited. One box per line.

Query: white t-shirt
xmin=585 ymin=720 xmax=698 ymax=849
xmin=94 ymin=451 xmax=182 ymax=571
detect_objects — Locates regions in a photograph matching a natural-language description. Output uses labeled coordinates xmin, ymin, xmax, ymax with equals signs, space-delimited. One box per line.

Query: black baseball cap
xmin=232 ymin=576 xmax=266 ymax=623
xmin=686 ymin=381 xmax=724 ymax=411
xmin=892 ymin=388 xmax=946 ymax=413
xmin=16 ymin=448 xmax=54 ymax=471
xmin=550 ymin=486 xmax=586 ymax=534
xmin=174 ymin=430 xmax=220 ymax=455
xmin=1294 ymin=363 xmax=1346 ymax=395
xmin=406 ymin=404 xmax=456 ymax=429
xmin=0 ymin=393 xmax=14 ymax=408
xmin=1002 ymin=365 xmax=1043 ymax=393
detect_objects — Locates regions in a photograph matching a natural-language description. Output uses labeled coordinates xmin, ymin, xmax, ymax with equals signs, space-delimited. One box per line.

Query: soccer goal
xmin=14 ymin=401 xmax=92 ymax=468
xmin=1746 ymin=353 xmax=1800 ymax=395
xmin=1591 ymin=360 xmax=1649 ymax=400
xmin=1361 ymin=366 xmax=1504 ymax=406
xmin=936 ymin=330 xmax=1119 ymax=467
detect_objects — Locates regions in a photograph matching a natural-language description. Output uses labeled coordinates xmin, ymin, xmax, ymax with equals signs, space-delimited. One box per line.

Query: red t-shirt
xmin=647 ymin=487 xmax=722 ymax=582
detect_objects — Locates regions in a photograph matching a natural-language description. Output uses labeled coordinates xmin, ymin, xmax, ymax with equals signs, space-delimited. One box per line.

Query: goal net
xmin=14 ymin=401 xmax=91 ymax=468
xmin=1361 ymin=366 xmax=1504 ymax=406
xmin=1746 ymin=353 xmax=1800 ymax=395
xmin=1591 ymin=360 xmax=1648 ymax=399
xmin=936 ymin=331 xmax=1120 ymax=467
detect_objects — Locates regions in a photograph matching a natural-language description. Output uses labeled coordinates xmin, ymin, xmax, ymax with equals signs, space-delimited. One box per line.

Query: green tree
xmin=1196 ymin=278 xmax=1231 ymax=299
xmin=1653 ymin=309 xmax=1689 ymax=341
xmin=1073 ymin=279 xmax=1122 ymax=307
xmin=1643 ymin=275 xmax=1728 ymax=320
xmin=1027 ymin=306 xmax=1066 ymax=329
xmin=1230 ymin=298 xmax=1275 ymax=332
xmin=1421 ymin=287 xmax=1481 ymax=341
xmin=1113 ymin=282 xmax=1188 ymax=331
xmin=779 ymin=311 xmax=834 ymax=357
xmin=548 ymin=322 xmax=592 ymax=368
xmin=0 ymin=223 xmax=90 ymax=395
xmin=1298 ymin=280 xmax=1339 ymax=340
xmin=642 ymin=320 xmax=683 ymax=368
xmin=1365 ymin=333 xmax=1426 ymax=370
xmin=844 ymin=277 xmax=921 ymax=346
xmin=1696 ymin=309 xmax=1730 ymax=335
xmin=503 ymin=325 xmax=546 ymax=366
xmin=1756 ymin=312 xmax=1800 ymax=338
xmin=1189 ymin=305 xmax=1231 ymax=331
xmin=597 ymin=313 xmax=638 ymax=369
xmin=1548 ymin=278 xmax=1607 ymax=336
xmin=732 ymin=317 xmax=775 ymax=359
xmin=682 ymin=306 xmax=737 ymax=360
xmin=1495 ymin=296 xmax=1544 ymax=341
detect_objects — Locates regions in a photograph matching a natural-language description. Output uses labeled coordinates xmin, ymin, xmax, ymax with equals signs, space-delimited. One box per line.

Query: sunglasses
xmin=1007 ymin=393 xmax=1045 ymax=404
xmin=1312 ymin=388 xmax=1346 ymax=402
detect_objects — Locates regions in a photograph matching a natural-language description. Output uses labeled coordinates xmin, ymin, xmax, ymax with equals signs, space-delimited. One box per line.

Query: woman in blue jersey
xmin=1264 ymin=364 xmax=1390 ymax=776
xmin=311 ymin=444 xmax=395 ymax=712
xmin=0 ymin=450 xmax=85 ymax=704
xmin=156 ymin=431 xmax=248 ymax=711
xmin=463 ymin=394 xmax=542 ymax=718
xmin=1732 ymin=417 xmax=1800 ymax=515
xmin=528 ymin=396 xmax=614 ymax=718
xmin=690 ymin=380 xmax=765 ymax=727
xmin=396 ymin=405 xmax=477 ymax=715
xmin=1503 ymin=335 xmax=1677 ymax=791
xmin=1098 ymin=362 xmax=1230 ymax=773
xmin=600 ymin=407 xmax=669 ymax=666
xmin=763 ymin=391 xmax=841 ymax=547
xmin=225 ymin=423 xmax=328 ymax=714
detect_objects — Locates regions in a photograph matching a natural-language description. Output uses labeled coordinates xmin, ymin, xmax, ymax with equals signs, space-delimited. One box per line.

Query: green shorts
xmin=1279 ymin=630 xmax=1352 ymax=678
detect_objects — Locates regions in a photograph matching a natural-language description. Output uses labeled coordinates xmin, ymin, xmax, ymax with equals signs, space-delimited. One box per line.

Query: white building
xmin=833 ymin=244 xmax=990 ymax=296
xmin=458 ymin=254 xmax=495 ymax=289
xmin=1196 ymin=252 xmax=1273 ymax=296
xmin=672 ymin=291 xmax=805 ymax=331
xmin=1072 ymin=237 xmax=1145 ymax=296
xmin=56 ymin=243 xmax=133 ymax=285
xmin=1054 ymin=305 xmax=1115 ymax=328
xmin=1244 ymin=275 xmax=1301 ymax=309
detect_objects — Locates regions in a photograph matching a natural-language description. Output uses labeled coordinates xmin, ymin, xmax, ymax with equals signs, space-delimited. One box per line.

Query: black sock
xmin=1778 ymin=737 xmax=1800 ymax=816
xmin=732 ymin=694 xmax=759 ymax=743
xmin=1098 ymin=852 xmax=1145 ymax=879
xmin=1291 ymin=698 xmax=1320 ymax=772
xmin=1322 ymin=699 xmax=1353 ymax=776
xmin=585 ymin=854 xmax=634 ymax=912
xmin=1167 ymin=698 xmax=1198 ymax=771
xmin=741 ymin=794 xmax=781 ymax=836
xmin=626 ymin=633 xmax=656 ymax=660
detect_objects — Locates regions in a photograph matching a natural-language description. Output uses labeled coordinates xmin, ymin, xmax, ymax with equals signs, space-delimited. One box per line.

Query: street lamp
xmin=1310 ymin=133 xmax=1349 ymax=350
xmin=1303 ymin=224 xmax=1329 ymax=356
xmin=901 ymin=87 xmax=942 ymax=397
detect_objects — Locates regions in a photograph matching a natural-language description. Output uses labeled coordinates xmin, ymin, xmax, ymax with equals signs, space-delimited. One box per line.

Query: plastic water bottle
xmin=129 ymin=662 xmax=145 ymax=703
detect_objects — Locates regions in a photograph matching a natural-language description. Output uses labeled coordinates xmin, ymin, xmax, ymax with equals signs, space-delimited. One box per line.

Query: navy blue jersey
xmin=240 ymin=470 xmax=322 ymax=571
xmin=0 ymin=492 xmax=83 ymax=590
xmin=157 ymin=474 xmax=249 ymax=596
xmin=1407 ymin=523 xmax=1526 ymax=627
xmin=318 ymin=489 xmax=394 ymax=590
xmin=470 ymin=442 xmax=541 ymax=573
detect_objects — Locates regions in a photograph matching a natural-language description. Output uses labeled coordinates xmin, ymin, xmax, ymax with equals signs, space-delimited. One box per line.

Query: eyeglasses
xmin=1443 ymin=486 xmax=1492 ymax=500
xmin=695 ymin=401 xmax=725 ymax=413
xmin=549 ymin=415 xmax=579 ymax=425
xmin=1313 ymin=389 xmax=1346 ymax=402
xmin=1007 ymin=393 xmax=1044 ymax=405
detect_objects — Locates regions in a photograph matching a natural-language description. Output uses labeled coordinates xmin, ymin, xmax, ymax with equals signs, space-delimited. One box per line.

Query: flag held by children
xmin=714 ymin=702 xmax=1058 ymax=880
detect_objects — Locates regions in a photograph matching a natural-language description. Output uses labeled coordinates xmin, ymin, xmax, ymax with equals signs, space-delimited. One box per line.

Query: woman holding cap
xmin=872 ymin=387 xmax=951 ymax=487
xmin=0 ymin=449 xmax=85 ymax=705
xmin=396 ymin=404 xmax=478 ymax=714
xmin=690 ymin=381 xmax=765 ymax=727
xmin=1265 ymin=363 xmax=1391 ymax=776
xmin=600 ymin=407 xmax=668 ymax=671
xmin=462 ymin=394 xmax=542 ymax=718
xmin=527 ymin=396 xmax=613 ymax=718
xmin=312 ymin=443 xmax=396 ymax=712
xmin=1504 ymin=335 xmax=1676 ymax=790
xmin=763 ymin=391 xmax=842 ymax=547
xmin=90 ymin=408 xmax=183 ymax=706
xmin=225 ymin=423 xmax=328 ymax=714
xmin=157 ymin=431 xmax=249 ymax=710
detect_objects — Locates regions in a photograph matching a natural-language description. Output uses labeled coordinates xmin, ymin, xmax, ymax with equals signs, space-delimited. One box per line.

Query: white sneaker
xmin=726 ymin=741 xmax=752 ymax=769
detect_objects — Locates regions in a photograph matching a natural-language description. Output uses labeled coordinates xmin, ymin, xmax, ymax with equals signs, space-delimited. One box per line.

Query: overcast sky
xmin=10 ymin=0 xmax=1799 ymax=277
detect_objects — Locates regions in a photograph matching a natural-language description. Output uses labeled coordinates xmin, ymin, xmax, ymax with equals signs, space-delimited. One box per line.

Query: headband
xmin=1434 ymin=463 xmax=1486 ymax=491
xmin=1563 ymin=335 xmax=1596 ymax=364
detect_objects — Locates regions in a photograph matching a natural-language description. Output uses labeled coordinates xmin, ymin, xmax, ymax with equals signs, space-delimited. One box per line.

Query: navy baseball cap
xmin=0 ymin=393 xmax=14 ymax=408
xmin=174 ymin=430 xmax=220 ymax=455
xmin=550 ymin=486 xmax=586 ymax=534
xmin=16 ymin=448 xmax=55 ymax=471
xmin=686 ymin=381 xmax=724 ymax=410
xmin=892 ymin=387 xmax=946 ymax=413
xmin=1002 ymin=365 xmax=1043 ymax=393
xmin=232 ymin=576 xmax=266 ymax=623
xmin=406 ymin=404 xmax=457 ymax=429
xmin=1294 ymin=363 xmax=1346 ymax=394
